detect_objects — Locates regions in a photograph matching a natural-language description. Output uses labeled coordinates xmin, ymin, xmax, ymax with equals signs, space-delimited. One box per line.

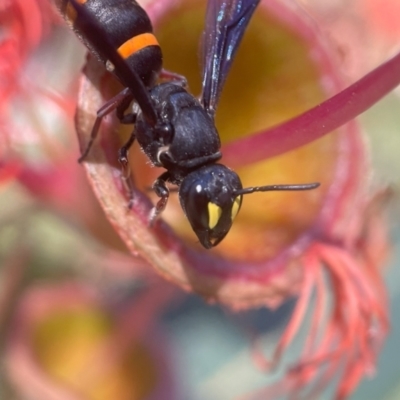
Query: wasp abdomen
xmin=61 ymin=0 xmax=162 ymax=86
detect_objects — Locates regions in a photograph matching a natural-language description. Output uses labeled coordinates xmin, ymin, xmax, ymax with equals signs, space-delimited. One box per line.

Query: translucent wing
xmin=201 ymin=0 xmax=260 ymax=116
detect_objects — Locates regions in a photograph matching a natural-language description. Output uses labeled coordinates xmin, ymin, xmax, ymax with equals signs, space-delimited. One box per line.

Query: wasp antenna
xmin=235 ymin=182 xmax=320 ymax=196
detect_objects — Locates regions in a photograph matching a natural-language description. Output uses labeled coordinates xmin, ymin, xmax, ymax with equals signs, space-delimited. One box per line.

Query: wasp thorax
xmin=179 ymin=164 xmax=243 ymax=249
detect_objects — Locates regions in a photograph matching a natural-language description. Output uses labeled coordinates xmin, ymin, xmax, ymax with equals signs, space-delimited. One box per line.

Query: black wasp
xmin=58 ymin=0 xmax=320 ymax=249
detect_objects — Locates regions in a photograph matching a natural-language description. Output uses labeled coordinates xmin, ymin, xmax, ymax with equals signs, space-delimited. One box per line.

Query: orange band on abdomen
xmin=117 ymin=33 xmax=159 ymax=59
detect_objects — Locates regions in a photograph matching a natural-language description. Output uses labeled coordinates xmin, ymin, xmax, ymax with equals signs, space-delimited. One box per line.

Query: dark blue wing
xmin=201 ymin=0 xmax=260 ymax=116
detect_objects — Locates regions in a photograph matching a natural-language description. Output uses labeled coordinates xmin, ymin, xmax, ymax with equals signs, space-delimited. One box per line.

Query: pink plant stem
xmin=223 ymin=51 xmax=400 ymax=168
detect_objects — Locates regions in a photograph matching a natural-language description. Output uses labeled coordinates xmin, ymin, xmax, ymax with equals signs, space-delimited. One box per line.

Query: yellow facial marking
xmin=208 ymin=202 xmax=222 ymax=230
xmin=231 ymin=196 xmax=242 ymax=220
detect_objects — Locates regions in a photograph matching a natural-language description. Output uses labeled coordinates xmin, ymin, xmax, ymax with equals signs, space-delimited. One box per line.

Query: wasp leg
xmin=116 ymin=92 xmax=137 ymax=124
xmin=160 ymin=69 xmax=187 ymax=88
xmin=78 ymin=87 xmax=133 ymax=162
xmin=149 ymin=172 xmax=171 ymax=226
xmin=118 ymin=132 xmax=136 ymax=208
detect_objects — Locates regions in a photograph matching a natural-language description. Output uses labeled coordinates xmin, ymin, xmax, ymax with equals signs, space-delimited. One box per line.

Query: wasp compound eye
xmin=179 ymin=165 xmax=243 ymax=248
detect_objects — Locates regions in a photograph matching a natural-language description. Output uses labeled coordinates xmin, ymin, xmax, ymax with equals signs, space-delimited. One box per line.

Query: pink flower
xmin=5 ymin=281 xmax=178 ymax=400
xmin=73 ymin=0 xmax=396 ymax=397
xmin=0 ymin=0 xmax=52 ymax=187
xmin=3 ymin=0 xmax=399 ymax=399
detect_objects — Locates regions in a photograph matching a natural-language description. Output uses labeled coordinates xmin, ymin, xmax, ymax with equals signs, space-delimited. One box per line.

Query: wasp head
xmin=179 ymin=164 xmax=243 ymax=249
